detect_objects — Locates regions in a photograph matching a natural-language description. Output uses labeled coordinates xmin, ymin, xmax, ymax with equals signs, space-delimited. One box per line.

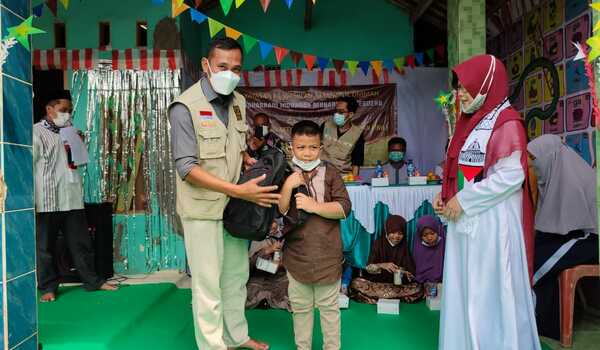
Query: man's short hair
xmin=253 ymin=113 xmax=269 ymax=122
xmin=388 ymin=137 xmax=407 ymax=149
xmin=46 ymin=90 xmax=72 ymax=107
xmin=291 ymin=120 xmax=321 ymax=139
xmin=336 ymin=96 xmax=359 ymax=113
xmin=207 ymin=37 xmax=243 ymax=59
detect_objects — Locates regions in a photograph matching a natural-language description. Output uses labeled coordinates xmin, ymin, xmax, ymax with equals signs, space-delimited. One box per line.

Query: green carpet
xmin=39 ymin=283 xmax=552 ymax=350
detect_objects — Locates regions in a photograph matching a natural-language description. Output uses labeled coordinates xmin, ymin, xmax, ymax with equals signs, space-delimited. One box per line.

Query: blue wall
xmin=1 ymin=0 xmax=38 ymax=349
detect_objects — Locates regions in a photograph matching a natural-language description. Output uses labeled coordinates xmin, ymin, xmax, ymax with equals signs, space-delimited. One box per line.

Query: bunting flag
xmin=33 ymin=4 xmax=44 ymax=17
xmin=290 ymin=51 xmax=302 ymax=66
xmin=317 ymin=56 xmax=329 ymax=70
xmin=303 ymin=54 xmax=316 ymax=71
xmin=370 ymin=60 xmax=383 ymax=76
xmin=415 ymin=52 xmax=424 ymax=66
xmin=185 ymin=9 xmax=443 ymax=74
xmin=260 ymin=0 xmax=271 ymax=12
xmin=393 ymin=57 xmax=405 ymax=70
xmin=172 ymin=0 xmax=190 ymax=18
xmin=242 ymin=34 xmax=258 ymax=53
xmin=274 ymin=46 xmax=289 ymax=64
xmin=225 ymin=26 xmax=242 ymax=40
xmin=259 ymin=41 xmax=273 ymax=59
xmin=283 ymin=0 xmax=294 ymax=9
xmin=235 ymin=0 xmax=246 ymax=7
xmin=59 ymin=0 xmax=69 ymax=9
xmin=220 ymin=0 xmax=234 ymax=15
xmin=46 ymin=0 xmax=57 ymax=16
xmin=208 ymin=18 xmax=225 ymax=37
xmin=346 ymin=60 xmax=358 ymax=75
xmin=190 ymin=9 xmax=208 ymax=24
xmin=358 ymin=61 xmax=370 ymax=75
xmin=332 ymin=59 xmax=344 ymax=73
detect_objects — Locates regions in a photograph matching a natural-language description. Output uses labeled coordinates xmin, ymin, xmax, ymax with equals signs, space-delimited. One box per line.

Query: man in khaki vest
xmin=321 ymin=96 xmax=365 ymax=176
xmin=169 ymin=38 xmax=279 ymax=350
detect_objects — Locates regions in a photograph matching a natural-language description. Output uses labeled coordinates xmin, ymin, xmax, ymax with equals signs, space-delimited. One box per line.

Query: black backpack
xmin=223 ymin=148 xmax=287 ymax=241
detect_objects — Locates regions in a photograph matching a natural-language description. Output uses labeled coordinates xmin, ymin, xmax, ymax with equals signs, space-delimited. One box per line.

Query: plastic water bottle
xmin=375 ymin=160 xmax=384 ymax=178
xmin=407 ymin=159 xmax=415 ymax=177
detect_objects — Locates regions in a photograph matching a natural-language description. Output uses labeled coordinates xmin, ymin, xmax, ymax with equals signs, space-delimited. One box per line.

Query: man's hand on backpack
xmin=233 ymin=174 xmax=281 ymax=208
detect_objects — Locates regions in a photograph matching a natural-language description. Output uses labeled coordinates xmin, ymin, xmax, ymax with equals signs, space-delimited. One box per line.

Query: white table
xmin=346 ymin=185 xmax=442 ymax=233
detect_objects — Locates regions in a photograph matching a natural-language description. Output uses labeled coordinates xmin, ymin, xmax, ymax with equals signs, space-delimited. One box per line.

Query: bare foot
xmin=40 ymin=292 xmax=56 ymax=303
xmin=234 ymin=339 xmax=269 ymax=350
xmin=99 ymin=282 xmax=119 ymax=291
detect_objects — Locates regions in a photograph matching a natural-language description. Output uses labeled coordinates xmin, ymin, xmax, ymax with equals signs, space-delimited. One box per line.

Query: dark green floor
xmin=39 ymin=283 xmax=553 ymax=349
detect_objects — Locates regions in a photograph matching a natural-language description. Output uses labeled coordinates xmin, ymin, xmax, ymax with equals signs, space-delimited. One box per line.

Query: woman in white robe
xmin=434 ymin=54 xmax=540 ymax=350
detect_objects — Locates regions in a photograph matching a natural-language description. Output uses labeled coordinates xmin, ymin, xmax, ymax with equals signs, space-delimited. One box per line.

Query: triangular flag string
xmin=208 ymin=18 xmax=225 ymax=37
xmin=260 ymin=0 xmax=271 ymax=12
xmin=219 ymin=0 xmax=234 ymax=15
xmin=274 ymin=46 xmax=289 ymax=64
xmin=283 ymin=0 xmax=294 ymax=9
xmin=185 ymin=9 xmax=443 ymax=72
xmin=59 ymin=0 xmax=69 ymax=9
xmin=346 ymin=60 xmax=359 ymax=76
xmin=303 ymin=54 xmax=316 ymax=71
xmin=46 ymin=0 xmax=58 ymax=17
xmin=235 ymin=0 xmax=246 ymax=8
xmin=259 ymin=41 xmax=274 ymax=59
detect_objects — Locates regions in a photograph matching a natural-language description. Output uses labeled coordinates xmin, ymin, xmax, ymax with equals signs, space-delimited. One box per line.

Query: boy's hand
xmin=378 ymin=263 xmax=400 ymax=273
xmin=285 ymin=172 xmax=305 ymax=189
xmin=295 ymin=193 xmax=317 ymax=213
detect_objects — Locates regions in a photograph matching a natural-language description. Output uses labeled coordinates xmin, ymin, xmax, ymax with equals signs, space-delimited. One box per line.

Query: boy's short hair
xmin=388 ymin=137 xmax=407 ymax=148
xmin=291 ymin=120 xmax=322 ymax=140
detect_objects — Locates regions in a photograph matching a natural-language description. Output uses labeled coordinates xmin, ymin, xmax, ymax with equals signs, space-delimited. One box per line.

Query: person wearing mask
xmin=528 ymin=134 xmax=598 ymax=340
xmin=362 ymin=137 xmax=408 ymax=184
xmin=246 ymin=113 xmax=290 ymax=166
xmin=34 ymin=90 xmax=118 ymax=303
xmin=321 ymin=96 xmax=365 ymax=176
xmin=168 ymin=38 xmax=279 ymax=350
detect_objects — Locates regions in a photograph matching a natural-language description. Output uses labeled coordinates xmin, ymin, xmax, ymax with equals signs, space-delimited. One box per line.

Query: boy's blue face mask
xmin=389 ymin=151 xmax=404 ymax=163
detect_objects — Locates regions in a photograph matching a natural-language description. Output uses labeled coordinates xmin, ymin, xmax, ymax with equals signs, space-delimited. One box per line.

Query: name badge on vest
xmin=233 ymin=105 xmax=242 ymax=121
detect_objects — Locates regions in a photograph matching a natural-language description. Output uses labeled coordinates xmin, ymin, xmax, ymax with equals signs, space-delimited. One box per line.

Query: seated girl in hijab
xmin=413 ymin=215 xmax=445 ymax=293
xmin=528 ymin=134 xmax=598 ymax=340
xmin=349 ymin=215 xmax=423 ymax=303
xmin=245 ymin=219 xmax=291 ymax=311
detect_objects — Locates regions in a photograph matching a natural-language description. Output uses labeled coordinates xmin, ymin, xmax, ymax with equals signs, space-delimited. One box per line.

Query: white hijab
xmin=527 ymin=134 xmax=597 ymax=234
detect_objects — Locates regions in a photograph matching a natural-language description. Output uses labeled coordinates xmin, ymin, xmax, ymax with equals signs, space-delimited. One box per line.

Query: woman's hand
xmin=378 ymin=262 xmax=400 ymax=273
xmin=443 ymin=196 xmax=463 ymax=221
xmin=433 ymin=192 xmax=446 ymax=215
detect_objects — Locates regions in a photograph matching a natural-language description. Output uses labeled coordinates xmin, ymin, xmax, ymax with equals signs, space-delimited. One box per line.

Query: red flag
xmin=406 ymin=55 xmax=416 ymax=68
xmin=273 ymin=47 xmax=289 ymax=64
xmin=332 ymin=59 xmax=344 ymax=73
xmin=46 ymin=0 xmax=58 ymax=16
xmin=303 ymin=54 xmax=316 ymax=71
xmin=290 ymin=51 xmax=302 ymax=66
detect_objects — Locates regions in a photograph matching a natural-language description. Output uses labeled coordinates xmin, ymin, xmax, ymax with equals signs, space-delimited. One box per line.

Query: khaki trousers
xmin=287 ymin=272 xmax=341 ymax=350
xmin=183 ymin=219 xmax=250 ymax=350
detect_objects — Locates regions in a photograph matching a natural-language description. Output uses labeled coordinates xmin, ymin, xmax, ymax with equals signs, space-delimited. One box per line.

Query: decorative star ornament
xmin=434 ymin=90 xmax=453 ymax=109
xmin=572 ymin=42 xmax=587 ymax=61
xmin=4 ymin=16 xmax=45 ymax=51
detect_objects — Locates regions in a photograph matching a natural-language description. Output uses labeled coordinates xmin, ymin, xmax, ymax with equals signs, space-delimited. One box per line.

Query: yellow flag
xmin=59 ymin=0 xmax=69 ymax=9
xmin=371 ymin=60 xmax=383 ymax=76
xmin=346 ymin=61 xmax=359 ymax=76
xmin=172 ymin=0 xmax=190 ymax=18
xmin=225 ymin=26 xmax=242 ymax=40
xmin=235 ymin=0 xmax=246 ymax=8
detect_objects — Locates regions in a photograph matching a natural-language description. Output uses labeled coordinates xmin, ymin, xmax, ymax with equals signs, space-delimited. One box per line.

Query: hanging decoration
xmin=0 ymin=37 xmax=17 ymax=69
xmin=3 ymin=15 xmax=45 ymax=51
xmin=178 ymin=9 xmax=443 ymax=76
xmin=434 ymin=90 xmax=458 ymax=138
xmin=75 ymin=67 xmax=184 ymax=272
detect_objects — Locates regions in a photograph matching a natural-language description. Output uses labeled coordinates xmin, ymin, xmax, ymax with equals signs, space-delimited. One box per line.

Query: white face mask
xmin=206 ymin=61 xmax=240 ymax=95
xmin=54 ymin=112 xmax=71 ymax=128
xmin=292 ymin=156 xmax=321 ymax=172
xmin=460 ymin=56 xmax=496 ymax=114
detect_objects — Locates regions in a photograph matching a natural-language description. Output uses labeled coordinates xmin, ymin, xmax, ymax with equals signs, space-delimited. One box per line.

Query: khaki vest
xmin=321 ymin=119 xmax=364 ymax=173
xmin=172 ymin=82 xmax=248 ymax=220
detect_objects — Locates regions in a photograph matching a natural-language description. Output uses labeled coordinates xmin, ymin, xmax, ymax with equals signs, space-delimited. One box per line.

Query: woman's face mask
xmin=458 ymin=56 xmax=496 ymax=114
xmin=389 ymin=151 xmax=404 ymax=163
xmin=206 ymin=61 xmax=241 ymax=95
xmin=53 ymin=112 xmax=71 ymax=128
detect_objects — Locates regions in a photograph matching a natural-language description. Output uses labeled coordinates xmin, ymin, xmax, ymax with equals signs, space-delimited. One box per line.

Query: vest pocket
xmin=234 ymin=123 xmax=249 ymax=151
xmin=197 ymin=129 xmax=226 ymax=159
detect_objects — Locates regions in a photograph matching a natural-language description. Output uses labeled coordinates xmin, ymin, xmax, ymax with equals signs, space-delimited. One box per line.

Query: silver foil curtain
xmin=73 ymin=66 xmax=182 ymax=272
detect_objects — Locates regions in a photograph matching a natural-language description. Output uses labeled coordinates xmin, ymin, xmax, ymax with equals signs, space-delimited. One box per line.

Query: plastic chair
xmin=559 ymin=264 xmax=599 ymax=347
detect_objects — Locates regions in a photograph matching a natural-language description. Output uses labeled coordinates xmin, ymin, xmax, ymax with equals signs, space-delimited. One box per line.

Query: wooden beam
xmin=411 ymin=0 xmax=436 ymax=23
xmin=304 ymin=0 xmax=313 ymax=31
